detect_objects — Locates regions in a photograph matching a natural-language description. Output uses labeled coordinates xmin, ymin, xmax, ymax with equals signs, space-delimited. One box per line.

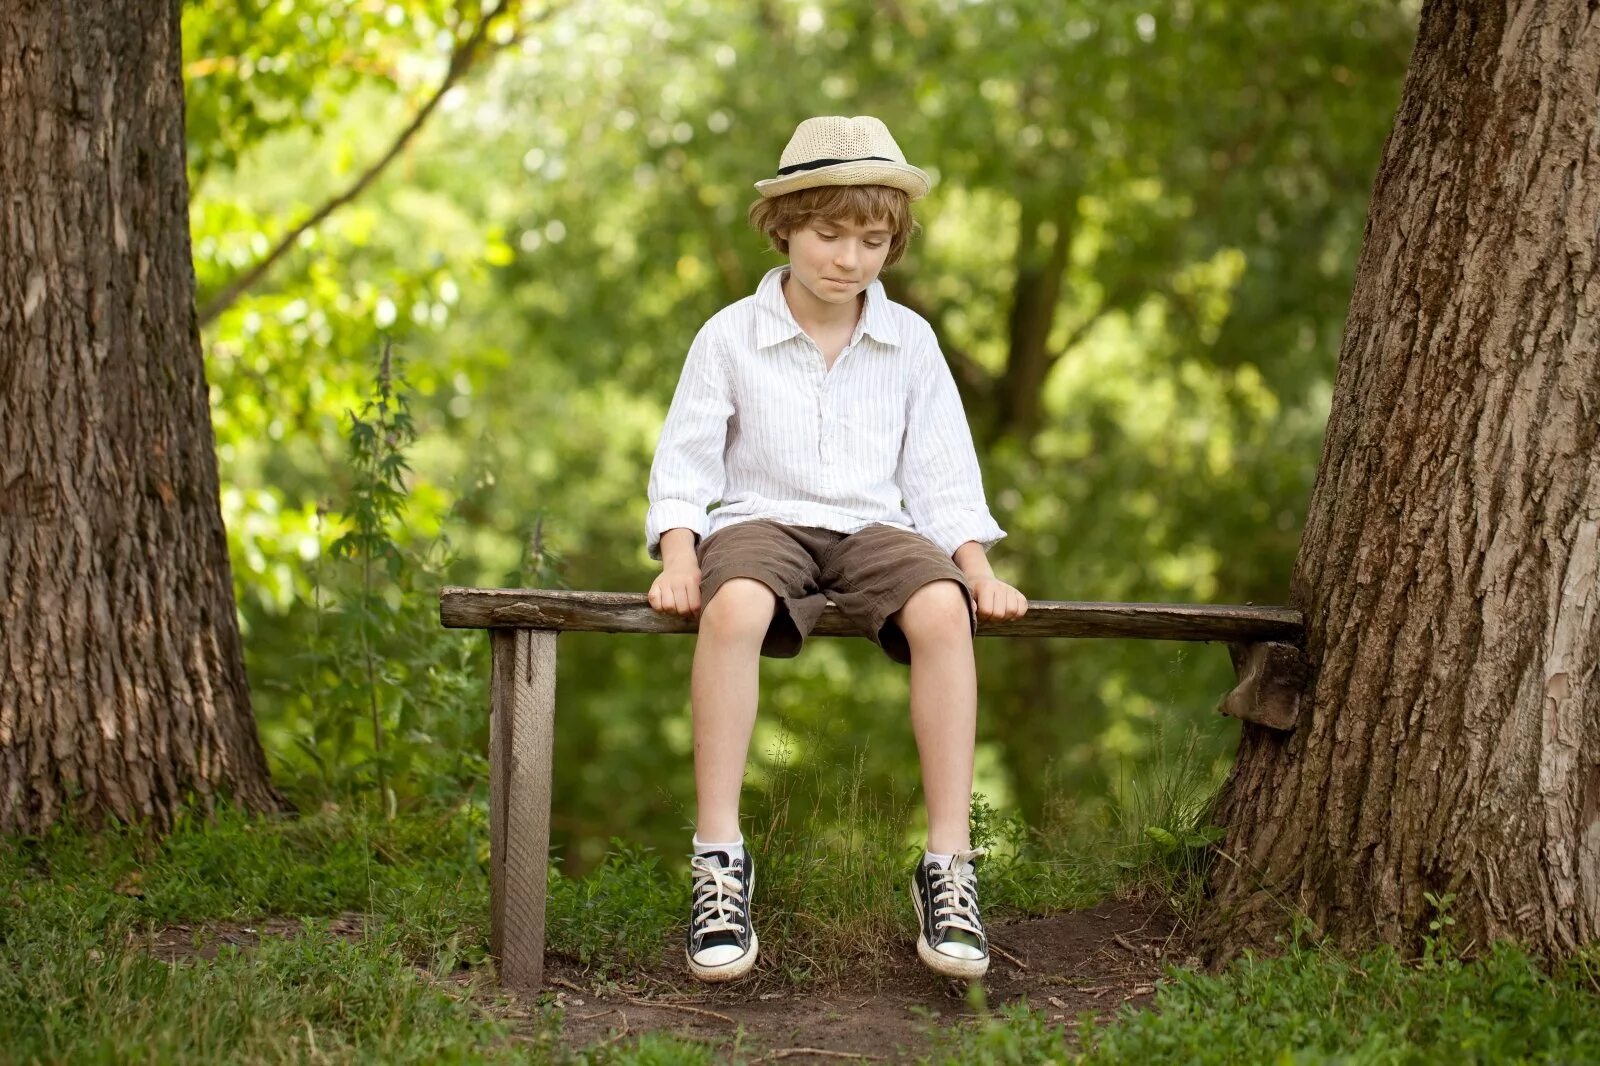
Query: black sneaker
xmin=686 ymin=849 xmax=757 ymax=981
xmin=910 ymin=848 xmax=989 ymax=979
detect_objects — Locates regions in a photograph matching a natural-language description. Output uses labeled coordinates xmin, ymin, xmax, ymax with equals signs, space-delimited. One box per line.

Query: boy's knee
xmin=701 ymin=578 xmax=778 ymax=639
xmin=896 ymin=580 xmax=970 ymax=641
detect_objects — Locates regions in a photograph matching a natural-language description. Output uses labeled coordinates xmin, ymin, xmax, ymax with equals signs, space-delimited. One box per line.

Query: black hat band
xmin=775 ymin=155 xmax=897 ymax=176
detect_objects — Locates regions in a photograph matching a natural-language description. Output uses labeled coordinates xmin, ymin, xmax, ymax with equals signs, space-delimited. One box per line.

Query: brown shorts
xmin=694 ymin=520 xmax=976 ymax=665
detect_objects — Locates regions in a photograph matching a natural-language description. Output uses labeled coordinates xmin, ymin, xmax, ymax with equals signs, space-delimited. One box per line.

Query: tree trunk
xmin=0 ymin=0 xmax=281 ymax=833
xmin=996 ymin=196 xmax=1075 ymax=446
xmin=1205 ymin=0 xmax=1600 ymax=960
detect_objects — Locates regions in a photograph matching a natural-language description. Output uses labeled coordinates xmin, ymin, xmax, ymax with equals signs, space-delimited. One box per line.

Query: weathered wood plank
xmin=1219 ymin=641 xmax=1309 ymax=731
xmin=442 ymin=587 xmax=1303 ymax=643
xmin=489 ymin=629 xmax=557 ymax=992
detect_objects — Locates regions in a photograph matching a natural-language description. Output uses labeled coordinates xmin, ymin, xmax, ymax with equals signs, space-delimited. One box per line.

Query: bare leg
xmin=692 ymin=578 xmax=777 ymax=842
xmin=895 ymin=580 xmax=978 ymax=855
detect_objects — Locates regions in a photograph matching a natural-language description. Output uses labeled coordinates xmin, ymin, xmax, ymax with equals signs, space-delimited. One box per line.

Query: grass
xmin=917 ymin=934 xmax=1600 ymax=1065
xmin=1 ymin=806 xmax=518 ymax=1064
xmin=0 ymin=789 xmax=1109 ymax=1064
xmin=4 ymin=751 xmax=1599 ymax=1063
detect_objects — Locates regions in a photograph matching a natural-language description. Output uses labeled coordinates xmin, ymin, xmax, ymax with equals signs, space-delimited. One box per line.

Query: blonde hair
xmin=747 ymin=184 xmax=919 ymax=268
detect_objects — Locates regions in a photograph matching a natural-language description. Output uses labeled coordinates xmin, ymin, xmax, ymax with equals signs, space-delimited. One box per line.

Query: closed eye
xmin=817 ymin=233 xmax=887 ymax=249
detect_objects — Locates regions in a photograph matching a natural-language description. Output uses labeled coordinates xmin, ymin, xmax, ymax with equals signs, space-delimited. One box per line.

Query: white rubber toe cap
xmin=935 ymin=941 xmax=986 ymax=961
xmin=687 ymin=931 xmax=758 ymax=982
xmin=692 ymin=944 xmax=746 ymax=967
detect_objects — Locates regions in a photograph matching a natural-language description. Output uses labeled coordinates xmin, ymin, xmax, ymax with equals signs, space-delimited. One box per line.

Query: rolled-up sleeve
xmin=896 ymin=326 xmax=1006 ymax=558
xmin=646 ymin=323 xmax=734 ymax=560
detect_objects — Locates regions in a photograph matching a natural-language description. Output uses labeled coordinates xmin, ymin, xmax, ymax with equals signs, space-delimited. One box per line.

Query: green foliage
xmin=918 ymin=939 xmax=1600 ymax=1064
xmin=5 ymin=926 xmax=527 ymax=1065
xmin=568 ymin=1035 xmax=724 ymax=1065
xmin=254 ymin=349 xmax=488 ymax=814
xmin=1103 ymin=727 xmax=1231 ymax=917
xmin=919 ymin=1002 xmax=1073 ymax=1064
xmin=1422 ymin=889 xmax=1460 ymax=967
xmin=182 ymin=0 xmax=496 ymax=179
xmin=0 ymin=807 xmax=516 ymax=1064
xmin=184 ymin=0 xmax=1422 ymax=860
xmin=1 ymin=806 xmax=489 ymax=938
xmin=1072 ymin=937 xmax=1600 ymax=1064
xmin=543 ymin=841 xmax=682 ymax=975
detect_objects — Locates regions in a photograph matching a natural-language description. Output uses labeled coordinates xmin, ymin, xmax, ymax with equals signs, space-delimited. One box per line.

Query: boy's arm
xmin=657 ymin=528 xmax=700 ymax=572
xmin=645 ymin=324 xmax=733 ymax=563
xmin=952 ymin=540 xmax=995 ymax=581
xmin=897 ymin=324 xmax=1007 ymax=561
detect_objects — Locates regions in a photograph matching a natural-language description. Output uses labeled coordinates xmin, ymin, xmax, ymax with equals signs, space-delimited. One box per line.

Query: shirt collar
xmin=753 ymin=265 xmax=902 ymax=350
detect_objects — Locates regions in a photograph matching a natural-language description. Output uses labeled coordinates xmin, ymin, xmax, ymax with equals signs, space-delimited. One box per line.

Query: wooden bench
xmin=439 ymin=587 xmax=1306 ymax=990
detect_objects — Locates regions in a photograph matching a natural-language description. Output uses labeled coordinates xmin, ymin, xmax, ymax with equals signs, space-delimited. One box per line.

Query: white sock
xmin=693 ymin=834 xmax=745 ymax=866
xmin=923 ymin=849 xmax=955 ymax=870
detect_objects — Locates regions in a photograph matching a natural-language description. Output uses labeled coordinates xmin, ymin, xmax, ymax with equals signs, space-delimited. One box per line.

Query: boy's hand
xmin=648 ymin=563 xmax=703 ymax=618
xmin=971 ymin=576 xmax=1028 ymax=622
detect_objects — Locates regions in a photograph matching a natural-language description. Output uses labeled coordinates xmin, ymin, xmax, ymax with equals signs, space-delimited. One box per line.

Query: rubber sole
xmin=687 ymin=931 xmax=758 ymax=982
xmin=910 ymin=879 xmax=990 ymax=980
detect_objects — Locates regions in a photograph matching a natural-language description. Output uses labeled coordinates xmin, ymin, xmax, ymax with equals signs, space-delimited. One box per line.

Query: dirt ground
xmin=149 ymin=897 xmax=1183 ymax=1062
xmin=529 ymin=896 xmax=1180 ymax=1061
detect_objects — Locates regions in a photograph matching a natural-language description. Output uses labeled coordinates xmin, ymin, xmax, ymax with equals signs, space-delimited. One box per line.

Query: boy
xmin=644 ymin=115 xmax=1027 ymax=983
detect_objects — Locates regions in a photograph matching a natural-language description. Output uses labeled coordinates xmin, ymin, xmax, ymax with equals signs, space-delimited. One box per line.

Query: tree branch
xmin=1044 ymin=276 xmax=1144 ymax=368
xmin=196 ymin=0 xmax=542 ymax=328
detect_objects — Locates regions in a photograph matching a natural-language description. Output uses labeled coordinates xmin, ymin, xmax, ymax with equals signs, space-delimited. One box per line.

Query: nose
xmin=834 ymin=240 xmax=860 ymax=270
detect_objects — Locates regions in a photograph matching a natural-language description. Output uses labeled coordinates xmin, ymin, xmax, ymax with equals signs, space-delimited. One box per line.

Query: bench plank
xmin=442 ymin=587 xmax=1303 ymax=644
xmin=490 ymin=629 xmax=557 ymax=992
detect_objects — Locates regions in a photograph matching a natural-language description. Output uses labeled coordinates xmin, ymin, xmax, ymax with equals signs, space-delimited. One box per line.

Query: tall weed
xmin=263 ymin=344 xmax=487 ymax=813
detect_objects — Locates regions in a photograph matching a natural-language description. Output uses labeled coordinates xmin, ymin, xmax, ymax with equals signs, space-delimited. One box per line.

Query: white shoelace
xmin=689 ymin=855 xmax=748 ymax=936
xmin=928 ymin=847 xmax=986 ymax=938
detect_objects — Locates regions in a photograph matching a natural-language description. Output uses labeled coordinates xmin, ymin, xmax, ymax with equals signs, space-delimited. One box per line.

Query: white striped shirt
xmin=645 ymin=264 xmax=1006 ymax=561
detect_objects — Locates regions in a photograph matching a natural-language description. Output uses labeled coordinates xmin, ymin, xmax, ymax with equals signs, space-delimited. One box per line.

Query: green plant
xmin=264 ymin=341 xmax=491 ymax=814
xmin=1101 ymin=725 xmax=1231 ymax=916
xmin=1421 ymin=889 xmax=1459 ymax=967
xmin=335 ymin=337 xmax=414 ymax=814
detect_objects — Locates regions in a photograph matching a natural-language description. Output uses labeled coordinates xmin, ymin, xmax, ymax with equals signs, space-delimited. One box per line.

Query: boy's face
xmin=780 ymin=215 xmax=894 ymax=308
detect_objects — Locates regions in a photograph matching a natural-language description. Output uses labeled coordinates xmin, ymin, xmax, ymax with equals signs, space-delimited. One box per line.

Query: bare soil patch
xmin=146 ymin=911 xmax=369 ymax=962
xmin=536 ymin=896 xmax=1183 ymax=1062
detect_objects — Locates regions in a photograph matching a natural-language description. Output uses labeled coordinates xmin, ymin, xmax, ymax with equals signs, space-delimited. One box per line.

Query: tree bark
xmin=0 ymin=0 xmax=281 ymax=832
xmin=1205 ymin=0 xmax=1600 ymax=960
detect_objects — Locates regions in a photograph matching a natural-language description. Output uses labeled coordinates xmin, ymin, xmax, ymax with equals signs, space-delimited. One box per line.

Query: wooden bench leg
xmin=490 ymin=628 xmax=557 ymax=992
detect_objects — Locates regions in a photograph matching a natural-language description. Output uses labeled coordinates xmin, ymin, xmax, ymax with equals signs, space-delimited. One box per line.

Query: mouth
xmin=824 ymin=278 xmax=855 ymax=286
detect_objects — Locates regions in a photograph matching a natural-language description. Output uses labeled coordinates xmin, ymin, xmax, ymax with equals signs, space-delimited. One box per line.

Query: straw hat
xmin=754 ymin=115 xmax=932 ymax=201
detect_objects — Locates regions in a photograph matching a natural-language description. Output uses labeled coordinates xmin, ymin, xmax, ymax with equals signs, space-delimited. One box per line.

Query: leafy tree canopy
xmin=185 ymin=0 xmax=1416 ymax=864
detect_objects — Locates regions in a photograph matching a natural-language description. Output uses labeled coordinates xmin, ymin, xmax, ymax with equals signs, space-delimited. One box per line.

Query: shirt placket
xmin=800 ymin=338 xmax=830 ymax=478
xmin=809 ymin=332 xmax=864 ymax=481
